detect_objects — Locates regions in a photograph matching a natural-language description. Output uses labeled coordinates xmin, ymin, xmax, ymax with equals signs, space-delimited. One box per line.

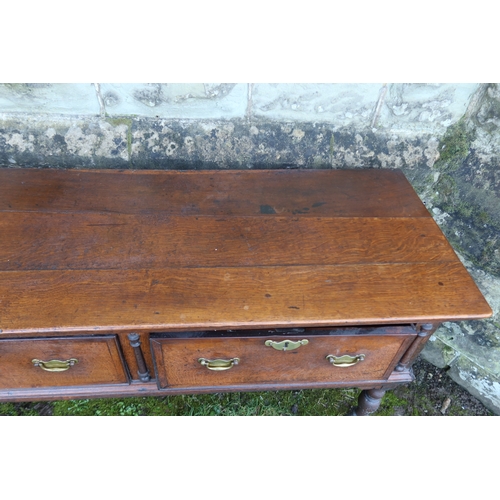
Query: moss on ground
xmin=375 ymin=390 xmax=409 ymax=416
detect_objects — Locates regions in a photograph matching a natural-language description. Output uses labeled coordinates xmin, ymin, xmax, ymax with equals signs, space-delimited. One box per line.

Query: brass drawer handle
xmin=32 ymin=358 xmax=79 ymax=372
xmin=326 ymin=354 xmax=365 ymax=367
xmin=265 ymin=339 xmax=309 ymax=351
xmin=198 ymin=358 xmax=240 ymax=371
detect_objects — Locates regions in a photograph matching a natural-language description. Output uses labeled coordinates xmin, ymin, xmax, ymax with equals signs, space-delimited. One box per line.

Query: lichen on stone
xmin=434 ymin=118 xmax=474 ymax=172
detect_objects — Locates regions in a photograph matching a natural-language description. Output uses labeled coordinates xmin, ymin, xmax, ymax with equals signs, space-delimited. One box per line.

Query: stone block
xmin=447 ymin=354 xmax=500 ymax=415
xmin=431 ymin=320 xmax=500 ymax=373
xmin=378 ymin=83 xmax=479 ymax=134
xmin=252 ymin=83 xmax=381 ymax=127
xmin=421 ymin=335 xmax=459 ymax=369
xmin=0 ymin=115 xmax=132 ymax=168
xmin=0 ymin=84 xmax=99 ymax=115
xmin=99 ymin=83 xmax=247 ymax=119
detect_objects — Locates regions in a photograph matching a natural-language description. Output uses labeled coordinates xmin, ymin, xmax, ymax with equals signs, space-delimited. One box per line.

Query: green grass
xmin=0 ymin=388 xmax=360 ymax=416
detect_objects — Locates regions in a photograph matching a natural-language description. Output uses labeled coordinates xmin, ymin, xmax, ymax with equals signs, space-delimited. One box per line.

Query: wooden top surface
xmin=0 ymin=168 xmax=492 ymax=334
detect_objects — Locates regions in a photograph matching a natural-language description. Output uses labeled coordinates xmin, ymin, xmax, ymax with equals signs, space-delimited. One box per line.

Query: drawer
xmin=151 ymin=330 xmax=416 ymax=390
xmin=0 ymin=336 xmax=129 ymax=389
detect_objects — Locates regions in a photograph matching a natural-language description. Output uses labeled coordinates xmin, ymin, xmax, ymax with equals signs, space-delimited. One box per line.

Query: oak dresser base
xmin=0 ymin=168 xmax=492 ymax=415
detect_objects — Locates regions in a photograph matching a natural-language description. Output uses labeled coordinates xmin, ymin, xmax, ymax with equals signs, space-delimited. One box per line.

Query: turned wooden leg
xmin=351 ymin=388 xmax=386 ymax=416
xmin=128 ymin=333 xmax=151 ymax=382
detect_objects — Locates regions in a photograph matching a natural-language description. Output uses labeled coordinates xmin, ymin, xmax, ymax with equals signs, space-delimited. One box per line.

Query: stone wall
xmin=1 ymin=83 xmax=499 ymax=413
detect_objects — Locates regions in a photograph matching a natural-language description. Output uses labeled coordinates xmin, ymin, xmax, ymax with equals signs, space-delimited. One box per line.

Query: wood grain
xmin=0 ymin=336 xmax=129 ymax=389
xmin=0 ymin=167 xmax=491 ymax=337
xmin=151 ymin=333 xmax=416 ymax=388
xmin=0 ymin=168 xmax=431 ymax=218
xmin=0 ymin=213 xmax=458 ymax=270
xmin=0 ymin=262 xmax=491 ymax=334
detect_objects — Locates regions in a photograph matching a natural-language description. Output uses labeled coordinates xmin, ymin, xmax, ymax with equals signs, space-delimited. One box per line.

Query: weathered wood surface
xmin=0 ymin=214 xmax=458 ymax=270
xmin=0 ymin=336 xmax=129 ymax=388
xmin=0 ymin=262 xmax=491 ymax=333
xmin=151 ymin=333 xmax=415 ymax=389
xmin=0 ymin=168 xmax=492 ymax=334
xmin=0 ymin=168 xmax=430 ymax=217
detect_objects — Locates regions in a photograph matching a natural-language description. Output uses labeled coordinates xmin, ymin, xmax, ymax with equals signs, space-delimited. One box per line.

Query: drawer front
xmin=151 ymin=333 xmax=415 ymax=389
xmin=0 ymin=336 xmax=129 ymax=389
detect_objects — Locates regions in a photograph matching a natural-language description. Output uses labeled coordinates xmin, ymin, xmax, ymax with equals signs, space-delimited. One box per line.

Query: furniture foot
xmin=350 ymin=388 xmax=386 ymax=416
